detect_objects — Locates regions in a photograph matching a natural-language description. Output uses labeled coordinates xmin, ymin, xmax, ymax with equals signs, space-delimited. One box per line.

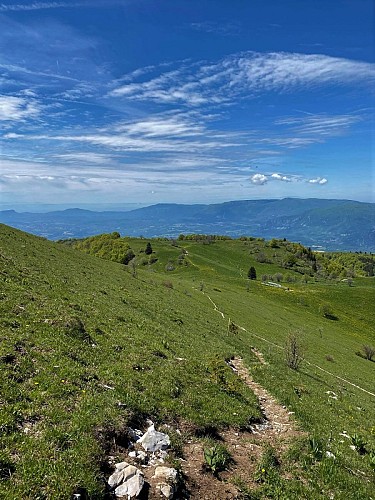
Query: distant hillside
xmin=0 ymin=198 xmax=374 ymax=251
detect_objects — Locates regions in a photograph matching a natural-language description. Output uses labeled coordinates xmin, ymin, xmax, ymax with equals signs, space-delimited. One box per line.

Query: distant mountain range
xmin=1 ymin=198 xmax=374 ymax=251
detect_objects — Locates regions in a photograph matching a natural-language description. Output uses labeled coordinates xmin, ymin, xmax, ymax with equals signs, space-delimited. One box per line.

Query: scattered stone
xmin=99 ymin=383 xmax=115 ymax=390
xmin=137 ymin=424 xmax=170 ymax=452
xmin=339 ymin=432 xmax=350 ymax=439
xmin=128 ymin=450 xmax=148 ymax=464
xmin=108 ymin=462 xmax=144 ymax=499
xmin=326 ymin=451 xmax=336 ymax=459
xmin=326 ymin=390 xmax=338 ymax=400
xmin=115 ymin=473 xmax=144 ymax=499
xmin=152 ymin=466 xmax=178 ymax=499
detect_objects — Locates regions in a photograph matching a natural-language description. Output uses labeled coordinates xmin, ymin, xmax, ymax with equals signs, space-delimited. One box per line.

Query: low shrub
xmin=285 ymin=331 xmax=304 ymax=370
xmin=204 ymin=443 xmax=231 ymax=475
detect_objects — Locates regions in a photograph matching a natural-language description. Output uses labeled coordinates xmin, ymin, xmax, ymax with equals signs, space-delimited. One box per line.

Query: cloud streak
xmin=190 ymin=21 xmax=240 ymax=36
xmin=0 ymin=2 xmax=90 ymax=12
xmin=110 ymin=52 xmax=375 ymax=107
xmin=276 ymin=113 xmax=362 ymax=137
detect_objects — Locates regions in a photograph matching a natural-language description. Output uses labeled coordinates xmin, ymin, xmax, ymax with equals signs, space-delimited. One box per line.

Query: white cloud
xmin=3 ymin=132 xmax=24 ymax=139
xmin=250 ymin=171 xmax=328 ymax=186
xmin=250 ymin=173 xmax=268 ymax=185
xmin=271 ymin=173 xmax=293 ymax=182
xmin=0 ymin=96 xmax=41 ymax=121
xmin=308 ymin=177 xmax=328 ymax=185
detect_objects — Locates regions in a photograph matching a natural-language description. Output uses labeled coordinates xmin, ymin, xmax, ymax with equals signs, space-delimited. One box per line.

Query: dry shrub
xmin=285 ymin=331 xmax=304 ymax=370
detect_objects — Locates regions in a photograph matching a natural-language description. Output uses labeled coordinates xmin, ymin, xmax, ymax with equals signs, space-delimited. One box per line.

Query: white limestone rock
xmin=152 ymin=466 xmax=178 ymax=499
xmin=137 ymin=424 xmax=170 ymax=452
xmin=108 ymin=462 xmax=144 ymax=499
xmin=114 ymin=472 xmax=144 ymax=499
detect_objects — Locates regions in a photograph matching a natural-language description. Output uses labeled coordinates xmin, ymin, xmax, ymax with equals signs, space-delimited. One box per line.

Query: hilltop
xmin=0 ymin=224 xmax=374 ymax=499
xmin=1 ymin=198 xmax=374 ymax=251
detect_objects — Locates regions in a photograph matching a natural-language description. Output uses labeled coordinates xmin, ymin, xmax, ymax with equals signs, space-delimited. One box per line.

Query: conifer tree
xmin=248 ymin=266 xmax=257 ymax=280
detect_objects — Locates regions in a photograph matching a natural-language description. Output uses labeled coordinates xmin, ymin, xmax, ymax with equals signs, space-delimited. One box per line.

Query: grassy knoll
xmin=1 ymin=225 xmax=374 ymax=498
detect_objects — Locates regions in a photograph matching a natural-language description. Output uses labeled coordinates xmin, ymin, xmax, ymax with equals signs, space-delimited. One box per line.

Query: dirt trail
xmin=229 ymin=357 xmax=300 ymax=440
xmin=181 ymin=356 xmax=303 ymax=499
xmin=202 ymin=291 xmax=375 ymax=399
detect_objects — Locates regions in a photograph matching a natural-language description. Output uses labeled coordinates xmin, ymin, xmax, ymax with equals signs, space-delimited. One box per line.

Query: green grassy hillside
xmin=1 ymin=225 xmax=374 ymax=499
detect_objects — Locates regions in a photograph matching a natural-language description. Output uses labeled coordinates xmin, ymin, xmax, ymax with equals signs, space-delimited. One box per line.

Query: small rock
xmin=109 ymin=462 xmax=144 ymax=499
xmin=339 ymin=432 xmax=350 ymax=439
xmin=137 ymin=424 xmax=170 ymax=452
xmin=158 ymin=483 xmax=174 ymax=499
xmin=152 ymin=467 xmax=178 ymax=499
xmin=129 ymin=450 xmax=148 ymax=464
xmin=115 ymin=472 xmax=144 ymax=499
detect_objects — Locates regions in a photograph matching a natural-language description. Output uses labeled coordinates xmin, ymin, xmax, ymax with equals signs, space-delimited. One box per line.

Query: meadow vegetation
xmin=1 ymin=225 xmax=374 ymax=498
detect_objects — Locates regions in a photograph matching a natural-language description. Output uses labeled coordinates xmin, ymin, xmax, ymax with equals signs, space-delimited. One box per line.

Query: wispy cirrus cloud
xmin=54 ymin=152 xmax=117 ymax=165
xmin=0 ymin=95 xmax=41 ymax=121
xmin=29 ymin=131 xmax=239 ymax=153
xmin=109 ymin=51 xmax=375 ymax=107
xmin=190 ymin=21 xmax=241 ymax=36
xmin=0 ymin=15 xmax=102 ymax=99
xmin=276 ymin=113 xmax=362 ymax=137
xmin=0 ymin=1 xmax=95 ymax=12
xmin=14 ymin=109 xmax=243 ymax=153
xmin=112 ymin=114 xmax=207 ymax=138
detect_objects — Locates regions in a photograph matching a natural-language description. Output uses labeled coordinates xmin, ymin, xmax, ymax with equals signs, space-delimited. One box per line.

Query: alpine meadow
xmin=0 ymin=225 xmax=374 ymax=498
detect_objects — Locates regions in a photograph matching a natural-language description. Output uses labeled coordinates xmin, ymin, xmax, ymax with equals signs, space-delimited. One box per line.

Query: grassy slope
xmin=0 ymin=225 xmax=261 ymax=499
xmin=1 ymin=225 xmax=374 ymax=499
xmin=170 ymin=239 xmax=375 ymax=499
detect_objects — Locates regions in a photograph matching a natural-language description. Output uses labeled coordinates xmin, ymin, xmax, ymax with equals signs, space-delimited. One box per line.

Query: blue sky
xmin=0 ymin=0 xmax=374 ymax=207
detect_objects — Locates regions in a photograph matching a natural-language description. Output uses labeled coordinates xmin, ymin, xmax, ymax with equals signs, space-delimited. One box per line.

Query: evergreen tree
xmin=248 ymin=266 xmax=257 ymax=280
xmin=145 ymin=242 xmax=153 ymax=255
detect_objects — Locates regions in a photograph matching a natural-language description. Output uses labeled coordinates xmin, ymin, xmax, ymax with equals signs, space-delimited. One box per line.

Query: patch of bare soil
xmin=180 ymin=357 xmax=304 ymax=499
xmin=100 ymin=356 xmax=304 ymax=499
